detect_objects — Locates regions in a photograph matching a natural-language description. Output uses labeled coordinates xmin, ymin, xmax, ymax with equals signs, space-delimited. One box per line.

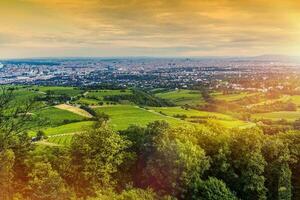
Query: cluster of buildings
xmin=0 ymin=58 xmax=299 ymax=91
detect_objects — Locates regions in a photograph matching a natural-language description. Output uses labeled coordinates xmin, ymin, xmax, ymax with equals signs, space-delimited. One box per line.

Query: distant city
xmin=1 ymin=56 xmax=300 ymax=92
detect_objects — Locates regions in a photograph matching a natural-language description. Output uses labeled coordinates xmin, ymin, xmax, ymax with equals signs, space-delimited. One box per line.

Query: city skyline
xmin=1 ymin=0 xmax=300 ymax=58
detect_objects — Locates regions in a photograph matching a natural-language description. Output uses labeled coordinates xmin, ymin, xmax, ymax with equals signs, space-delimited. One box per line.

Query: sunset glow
xmin=1 ymin=0 xmax=300 ymax=58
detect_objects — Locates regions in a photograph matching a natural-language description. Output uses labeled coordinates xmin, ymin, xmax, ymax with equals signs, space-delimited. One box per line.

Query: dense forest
xmin=0 ymin=88 xmax=299 ymax=200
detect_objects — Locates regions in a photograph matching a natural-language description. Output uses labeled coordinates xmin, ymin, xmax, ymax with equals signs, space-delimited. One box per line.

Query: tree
xmin=293 ymin=119 xmax=300 ymax=130
xmin=228 ymin=128 xmax=267 ymax=200
xmin=0 ymin=88 xmax=43 ymax=198
xmin=27 ymin=162 xmax=72 ymax=200
xmin=119 ymin=121 xmax=170 ymax=188
xmin=36 ymin=130 xmax=45 ymax=141
xmin=263 ymin=137 xmax=292 ymax=200
xmin=69 ymin=124 xmax=132 ymax=197
xmin=278 ymin=164 xmax=292 ymax=200
xmin=278 ymin=131 xmax=300 ymax=199
xmin=144 ymin=127 xmax=210 ymax=197
xmin=0 ymin=149 xmax=15 ymax=200
xmin=187 ymin=177 xmax=237 ymax=200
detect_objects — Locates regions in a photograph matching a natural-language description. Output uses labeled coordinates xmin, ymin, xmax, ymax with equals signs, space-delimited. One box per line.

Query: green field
xmin=75 ymin=97 xmax=100 ymax=105
xmin=290 ymin=95 xmax=300 ymax=106
xmin=43 ymin=121 xmax=95 ymax=136
xmin=252 ymin=110 xmax=300 ymax=122
xmin=149 ymin=106 xmax=233 ymax=120
xmin=5 ymin=86 xmax=258 ymax=146
xmin=10 ymin=88 xmax=41 ymax=102
xmin=95 ymin=105 xmax=186 ymax=130
xmin=34 ymin=86 xmax=83 ymax=97
xmin=47 ymin=135 xmax=74 ymax=145
xmin=149 ymin=106 xmax=251 ymax=128
xmin=212 ymin=92 xmax=255 ymax=102
xmin=35 ymin=107 xmax=86 ymax=126
xmin=155 ymin=89 xmax=204 ymax=105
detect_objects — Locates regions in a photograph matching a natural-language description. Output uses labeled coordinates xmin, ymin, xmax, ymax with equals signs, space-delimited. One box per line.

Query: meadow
xmin=212 ymin=92 xmax=256 ymax=102
xmin=8 ymin=85 xmax=296 ymax=146
xmin=155 ymin=89 xmax=204 ymax=106
xmin=149 ymin=106 xmax=252 ymax=129
xmin=35 ymin=106 xmax=86 ymax=126
xmin=252 ymin=110 xmax=300 ymax=122
xmin=36 ymin=86 xmax=83 ymax=96
xmin=95 ymin=105 xmax=186 ymax=130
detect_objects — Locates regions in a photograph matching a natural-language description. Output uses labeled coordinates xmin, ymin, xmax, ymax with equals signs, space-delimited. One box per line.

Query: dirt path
xmin=55 ymin=104 xmax=93 ymax=118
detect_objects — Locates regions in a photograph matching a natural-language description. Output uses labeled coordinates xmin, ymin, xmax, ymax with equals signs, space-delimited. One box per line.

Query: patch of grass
xmin=155 ymin=89 xmax=204 ymax=106
xmin=290 ymin=95 xmax=300 ymax=106
xmin=43 ymin=121 xmax=95 ymax=136
xmin=149 ymin=106 xmax=251 ymax=128
xmin=36 ymin=86 xmax=83 ymax=97
xmin=95 ymin=105 xmax=186 ymax=130
xmin=47 ymin=135 xmax=74 ymax=145
xmin=252 ymin=111 xmax=300 ymax=122
xmin=35 ymin=107 xmax=86 ymax=126
xmin=75 ymin=97 xmax=100 ymax=105
xmin=212 ymin=92 xmax=254 ymax=102
xmin=149 ymin=106 xmax=234 ymax=120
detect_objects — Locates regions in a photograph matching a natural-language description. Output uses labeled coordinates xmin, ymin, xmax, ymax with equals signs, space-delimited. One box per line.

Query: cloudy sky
xmin=1 ymin=0 xmax=300 ymax=58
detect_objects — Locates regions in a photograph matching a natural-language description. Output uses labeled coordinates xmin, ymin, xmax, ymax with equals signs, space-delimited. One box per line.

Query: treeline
xmin=1 ymin=122 xmax=300 ymax=199
xmin=80 ymin=83 xmax=127 ymax=90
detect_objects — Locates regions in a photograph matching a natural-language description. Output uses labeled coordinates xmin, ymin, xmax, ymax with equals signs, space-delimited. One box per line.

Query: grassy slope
xmin=252 ymin=110 xmax=300 ymax=122
xmin=155 ymin=89 xmax=204 ymax=106
xmin=149 ymin=106 xmax=251 ymax=129
xmin=95 ymin=105 xmax=186 ymax=130
xmin=212 ymin=92 xmax=255 ymax=102
xmin=55 ymin=104 xmax=93 ymax=118
xmin=47 ymin=135 xmax=74 ymax=146
xmin=36 ymin=86 xmax=83 ymax=96
xmin=43 ymin=121 xmax=95 ymax=136
xmin=75 ymin=97 xmax=100 ymax=105
xmin=149 ymin=106 xmax=233 ymax=120
xmin=290 ymin=95 xmax=300 ymax=106
xmin=36 ymin=107 xmax=86 ymax=126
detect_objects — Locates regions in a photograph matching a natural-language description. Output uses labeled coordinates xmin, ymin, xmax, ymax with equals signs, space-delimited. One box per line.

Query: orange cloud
xmin=0 ymin=0 xmax=300 ymax=58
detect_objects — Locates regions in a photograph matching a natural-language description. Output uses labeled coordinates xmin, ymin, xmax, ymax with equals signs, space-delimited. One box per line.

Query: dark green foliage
xmin=36 ymin=130 xmax=45 ymax=141
xmin=293 ymin=119 xmax=300 ymax=130
xmin=69 ymin=125 xmax=132 ymax=197
xmin=278 ymin=164 xmax=292 ymax=200
xmin=187 ymin=177 xmax=237 ymax=200
xmin=79 ymin=105 xmax=97 ymax=116
xmin=227 ymin=128 xmax=267 ymax=200
xmin=27 ymin=162 xmax=72 ymax=200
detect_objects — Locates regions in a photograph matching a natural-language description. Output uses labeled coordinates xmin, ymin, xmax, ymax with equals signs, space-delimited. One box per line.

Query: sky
xmin=1 ymin=0 xmax=300 ymax=58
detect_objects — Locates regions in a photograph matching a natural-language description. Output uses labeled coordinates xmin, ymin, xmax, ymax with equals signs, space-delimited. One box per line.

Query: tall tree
xmin=187 ymin=177 xmax=237 ymax=200
xmin=144 ymin=127 xmax=210 ymax=197
xmin=228 ymin=128 xmax=267 ymax=200
xmin=27 ymin=162 xmax=72 ymax=200
xmin=69 ymin=124 xmax=131 ymax=197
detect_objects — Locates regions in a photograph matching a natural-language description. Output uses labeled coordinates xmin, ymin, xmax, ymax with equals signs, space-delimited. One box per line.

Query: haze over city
xmin=1 ymin=0 xmax=300 ymax=58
